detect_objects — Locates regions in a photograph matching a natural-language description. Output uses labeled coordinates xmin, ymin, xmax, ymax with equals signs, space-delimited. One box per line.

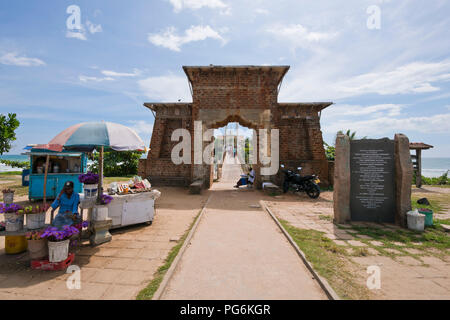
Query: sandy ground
xmin=161 ymin=155 xmax=327 ymax=300
xmin=0 ymin=187 xmax=209 ymax=300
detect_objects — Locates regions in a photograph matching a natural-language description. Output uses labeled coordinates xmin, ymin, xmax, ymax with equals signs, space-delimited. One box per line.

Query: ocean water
xmin=421 ymin=157 xmax=450 ymax=178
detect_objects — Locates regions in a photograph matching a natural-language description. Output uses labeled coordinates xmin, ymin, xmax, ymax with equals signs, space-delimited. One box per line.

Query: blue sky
xmin=1 ymin=0 xmax=449 ymax=156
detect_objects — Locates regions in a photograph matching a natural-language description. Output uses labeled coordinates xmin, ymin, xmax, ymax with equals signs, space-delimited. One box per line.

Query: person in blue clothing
xmin=50 ymin=181 xmax=80 ymax=228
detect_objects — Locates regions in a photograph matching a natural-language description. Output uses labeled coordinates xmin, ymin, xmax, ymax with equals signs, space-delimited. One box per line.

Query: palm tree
xmin=337 ymin=130 xmax=366 ymax=140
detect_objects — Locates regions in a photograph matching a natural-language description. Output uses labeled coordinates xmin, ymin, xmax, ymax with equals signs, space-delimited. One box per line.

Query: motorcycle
xmin=280 ymin=164 xmax=321 ymax=199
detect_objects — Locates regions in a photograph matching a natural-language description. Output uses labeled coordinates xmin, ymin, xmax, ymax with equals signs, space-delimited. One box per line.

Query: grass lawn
xmin=279 ymin=219 xmax=372 ymax=300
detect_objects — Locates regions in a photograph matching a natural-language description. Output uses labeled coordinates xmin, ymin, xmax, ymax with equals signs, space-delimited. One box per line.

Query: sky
xmin=1 ymin=0 xmax=449 ymax=156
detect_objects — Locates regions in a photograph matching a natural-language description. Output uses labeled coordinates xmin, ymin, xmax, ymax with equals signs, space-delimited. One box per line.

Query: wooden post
xmin=416 ymin=149 xmax=422 ymax=188
xmin=43 ymin=155 xmax=50 ymax=206
xmin=97 ymin=146 xmax=104 ymax=203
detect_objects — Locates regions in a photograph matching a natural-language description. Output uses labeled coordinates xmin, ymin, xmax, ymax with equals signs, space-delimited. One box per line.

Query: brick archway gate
xmin=138 ymin=65 xmax=332 ymax=189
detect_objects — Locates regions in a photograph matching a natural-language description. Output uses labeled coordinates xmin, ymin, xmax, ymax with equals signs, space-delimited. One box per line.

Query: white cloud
xmin=148 ymin=25 xmax=226 ymax=52
xmin=138 ymin=75 xmax=192 ymax=102
xmin=101 ymin=69 xmax=141 ymax=77
xmin=334 ymin=61 xmax=450 ymax=96
xmin=323 ymin=112 xmax=450 ymax=136
xmin=129 ymin=120 xmax=154 ymax=135
xmin=0 ymin=52 xmax=45 ymax=67
xmin=169 ymin=0 xmax=229 ymax=13
xmin=255 ymin=8 xmax=269 ymax=15
xmin=281 ymin=60 xmax=450 ymax=101
xmin=79 ymin=75 xmax=115 ymax=82
xmin=324 ymin=104 xmax=404 ymax=118
xmin=86 ymin=20 xmax=103 ymax=34
xmin=66 ymin=30 xmax=87 ymax=41
xmin=267 ymin=24 xmax=338 ymax=49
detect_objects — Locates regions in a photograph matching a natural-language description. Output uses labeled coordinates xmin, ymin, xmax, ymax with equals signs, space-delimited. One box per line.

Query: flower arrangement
xmin=26 ymin=230 xmax=43 ymax=240
xmin=100 ymin=194 xmax=113 ymax=205
xmin=23 ymin=204 xmax=50 ymax=214
xmin=2 ymin=188 xmax=15 ymax=194
xmin=78 ymin=172 xmax=99 ymax=184
xmin=40 ymin=225 xmax=80 ymax=242
xmin=73 ymin=220 xmax=89 ymax=230
xmin=0 ymin=203 xmax=23 ymax=214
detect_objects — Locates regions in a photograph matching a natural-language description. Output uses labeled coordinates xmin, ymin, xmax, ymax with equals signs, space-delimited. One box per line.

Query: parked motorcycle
xmin=280 ymin=164 xmax=321 ymax=199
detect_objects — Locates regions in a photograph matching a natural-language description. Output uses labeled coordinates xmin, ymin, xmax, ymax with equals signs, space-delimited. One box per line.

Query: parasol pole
xmin=43 ymin=154 xmax=50 ymax=206
xmin=97 ymin=146 xmax=104 ymax=203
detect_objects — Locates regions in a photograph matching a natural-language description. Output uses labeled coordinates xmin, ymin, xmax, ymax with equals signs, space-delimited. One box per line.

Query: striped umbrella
xmin=35 ymin=122 xmax=147 ymax=203
xmin=37 ymin=121 xmax=146 ymax=152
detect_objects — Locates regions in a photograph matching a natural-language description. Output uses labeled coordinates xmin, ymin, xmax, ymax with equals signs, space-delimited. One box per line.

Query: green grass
xmin=279 ymin=219 xmax=372 ymax=300
xmin=411 ymin=195 xmax=445 ymax=214
xmin=0 ymin=171 xmax=22 ymax=176
xmin=136 ymin=210 xmax=202 ymax=300
xmin=347 ymin=222 xmax=449 ymax=259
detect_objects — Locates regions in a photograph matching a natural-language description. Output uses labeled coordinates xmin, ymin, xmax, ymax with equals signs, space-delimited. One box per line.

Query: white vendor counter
xmin=106 ymin=190 xmax=161 ymax=229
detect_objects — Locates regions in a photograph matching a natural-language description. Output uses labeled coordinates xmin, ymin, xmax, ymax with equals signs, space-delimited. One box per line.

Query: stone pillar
xmin=333 ymin=134 xmax=351 ymax=224
xmin=394 ymin=134 xmax=413 ymax=227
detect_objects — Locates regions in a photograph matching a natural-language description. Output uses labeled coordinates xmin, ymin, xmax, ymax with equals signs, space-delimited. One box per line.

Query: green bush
xmin=0 ymin=159 xmax=30 ymax=169
xmin=413 ymin=170 xmax=450 ymax=185
xmin=88 ymin=151 xmax=144 ymax=177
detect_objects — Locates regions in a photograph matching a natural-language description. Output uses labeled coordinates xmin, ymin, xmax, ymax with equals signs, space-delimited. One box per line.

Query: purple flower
xmin=0 ymin=203 xmax=23 ymax=214
xmin=78 ymin=172 xmax=99 ymax=184
xmin=40 ymin=225 xmax=79 ymax=242
xmin=100 ymin=194 xmax=113 ymax=205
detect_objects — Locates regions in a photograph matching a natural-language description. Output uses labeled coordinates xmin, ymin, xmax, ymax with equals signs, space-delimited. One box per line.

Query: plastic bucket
xmin=48 ymin=239 xmax=69 ymax=263
xmin=83 ymin=184 xmax=98 ymax=200
xmin=3 ymin=192 xmax=14 ymax=205
xmin=5 ymin=213 xmax=24 ymax=232
xmin=5 ymin=235 xmax=28 ymax=254
xmin=407 ymin=211 xmax=425 ymax=232
xmin=27 ymin=239 xmax=48 ymax=260
xmin=27 ymin=212 xmax=46 ymax=229
xmin=418 ymin=209 xmax=433 ymax=227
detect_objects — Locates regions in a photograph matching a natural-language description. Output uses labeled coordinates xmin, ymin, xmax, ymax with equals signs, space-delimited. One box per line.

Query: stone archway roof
xmin=183 ymin=65 xmax=290 ymax=86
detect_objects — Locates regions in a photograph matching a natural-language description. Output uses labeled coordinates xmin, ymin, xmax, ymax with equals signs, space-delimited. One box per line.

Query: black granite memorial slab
xmin=350 ymin=138 xmax=395 ymax=222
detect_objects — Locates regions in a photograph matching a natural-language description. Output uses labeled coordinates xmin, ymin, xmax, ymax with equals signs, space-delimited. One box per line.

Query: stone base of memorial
xmin=89 ymin=218 xmax=112 ymax=246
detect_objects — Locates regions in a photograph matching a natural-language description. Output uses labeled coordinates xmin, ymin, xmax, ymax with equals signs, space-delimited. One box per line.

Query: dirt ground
xmin=0 ymin=187 xmax=209 ymax=300
xmin=266 ymin=186 xmax=450 ymax=300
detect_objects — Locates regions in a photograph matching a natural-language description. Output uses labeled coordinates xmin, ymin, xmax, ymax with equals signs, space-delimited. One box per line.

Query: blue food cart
xmin=25 ymin=148 xmax=88 ymax=201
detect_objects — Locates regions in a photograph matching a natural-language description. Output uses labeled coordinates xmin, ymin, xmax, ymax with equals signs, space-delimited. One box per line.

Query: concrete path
xmin=161 ymin=155 xmax=327 ymax=300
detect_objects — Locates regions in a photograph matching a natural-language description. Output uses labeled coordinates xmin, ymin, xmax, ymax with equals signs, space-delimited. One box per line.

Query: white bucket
xmin=93 ymin=206 xmax=108 ymax=221
xmin=28 ymin=239 xmax=48 ymax=260
xmin=48 ymin=239 xmax=69 ymax=263
xmin=27 ymin=212 xmax=46 ymax=230
xmin=83 ymin=184 xmax=98 ymax=199
xmin=3 ymin=192 xmax=14 ymax=205
xmin=5 ymin=213 xmax=24 ymax=232
xmin=407 ymin=210 xmax=425 ymax=232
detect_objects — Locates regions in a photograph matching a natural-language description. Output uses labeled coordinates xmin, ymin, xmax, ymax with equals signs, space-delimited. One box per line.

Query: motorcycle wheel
xmin=283 ymin=180 xmax=290 ymax=193
xmin=306 ymin=184 xmax=320 ymax=199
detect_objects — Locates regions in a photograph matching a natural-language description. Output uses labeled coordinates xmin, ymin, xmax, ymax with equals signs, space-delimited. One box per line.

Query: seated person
xmin=234 ymin=167 xmax=255 ymax=188
xmin=51 ymin=181 xmax=80 ymax=228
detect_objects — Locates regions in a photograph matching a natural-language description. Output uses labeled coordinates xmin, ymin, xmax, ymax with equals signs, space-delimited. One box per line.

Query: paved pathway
xmin=161 ymin=155 xmax=327 ymax=300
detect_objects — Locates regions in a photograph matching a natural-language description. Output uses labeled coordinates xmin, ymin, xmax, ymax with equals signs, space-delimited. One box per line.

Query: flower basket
xmin=83 ymin=184 xmax=98 ymax=199
xmin=27 ymin=212 xmax=46 ymax=229
xmin=5 ymin=212 xmax=24 ymax=232
xmin=27 ymin=239 xmax=48 ymax=260
xmin=48 ymin=239 xmax=70 ymax=262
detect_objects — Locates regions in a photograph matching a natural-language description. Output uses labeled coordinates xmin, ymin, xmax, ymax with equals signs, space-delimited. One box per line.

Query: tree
xmin=337 ymin=129 xmax=367 ymax=140
xmin=0 ymin=113 xmax=20 ymax=155
xmin=88 ymin=150 xmax=144 ymax=177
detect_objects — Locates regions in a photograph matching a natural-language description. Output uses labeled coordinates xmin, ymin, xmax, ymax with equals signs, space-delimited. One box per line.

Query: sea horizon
xmin=1 ymin=154 xmax=449 ymax=178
